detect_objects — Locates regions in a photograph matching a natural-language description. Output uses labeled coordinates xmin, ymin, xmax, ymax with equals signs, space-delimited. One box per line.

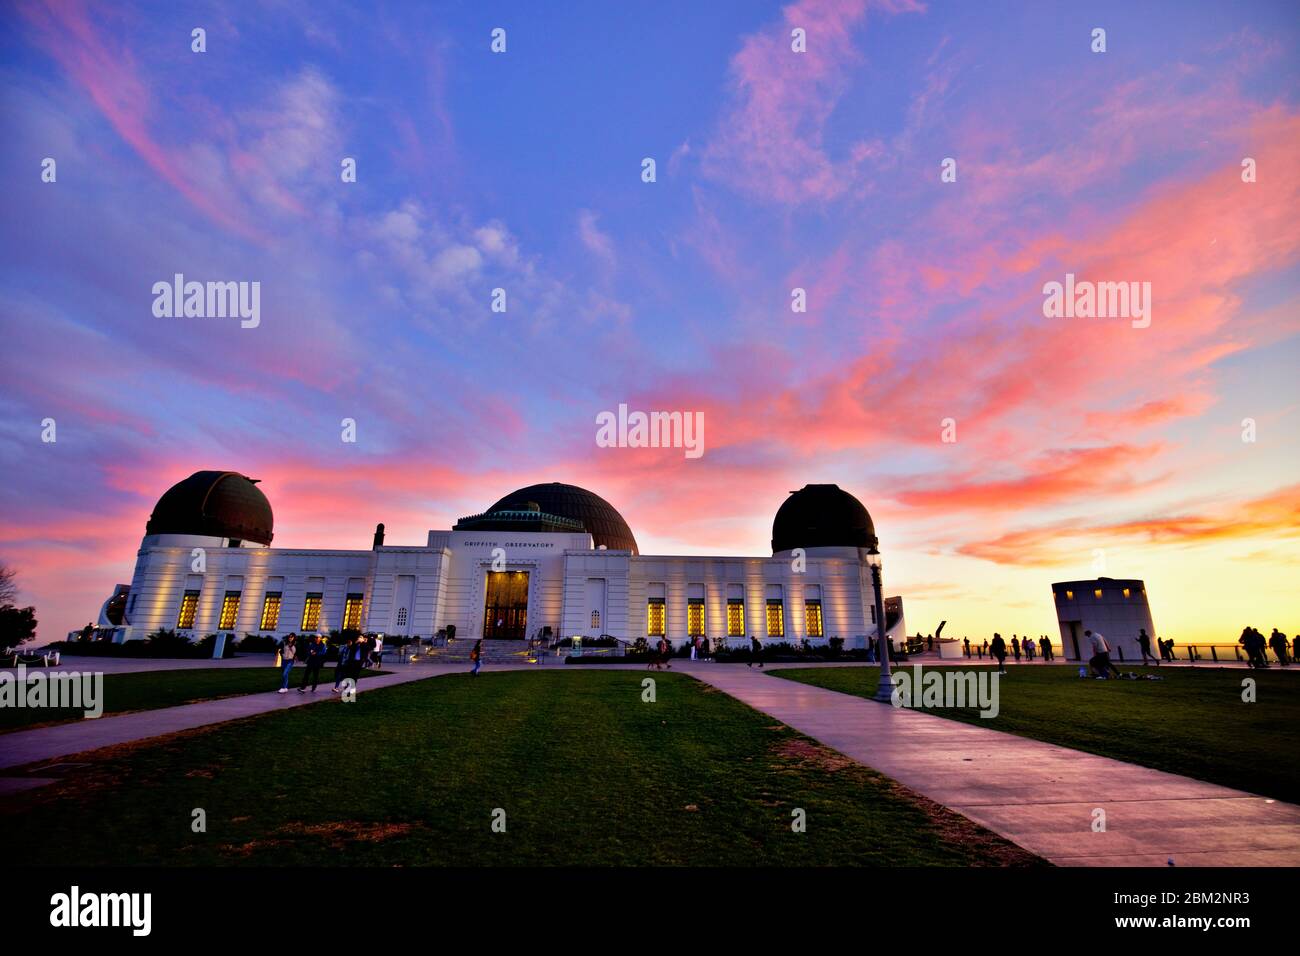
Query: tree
xmin=0 ymin=563 xmax=36 ymax=652
xmin=0 ymin=563 xmax=16 ymax=607
xmin=0 ymin=605 xmax=37 ymax=653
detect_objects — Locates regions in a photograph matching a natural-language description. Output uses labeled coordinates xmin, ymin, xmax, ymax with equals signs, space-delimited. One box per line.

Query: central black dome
xmin=466 ymin=482 xmax=639 ymax=553
xmin=771 ymin=484 xmax=876 ymax=554
xmin=146 ymin=470 xmax=274 ymax=545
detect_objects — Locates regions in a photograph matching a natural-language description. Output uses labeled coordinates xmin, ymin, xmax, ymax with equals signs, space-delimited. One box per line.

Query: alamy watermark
xmin=1042 ymin=273 xmax=1151 ymax=328
xmin=890 ymin=665 xmax=1000 ymax=718
xmin=152 ymin=273 xmax=260 ymax=328
xmin=596 ymin=403 xmax=704 ymax=459
xmin=0 ymin=664 xmax=103 ymax=718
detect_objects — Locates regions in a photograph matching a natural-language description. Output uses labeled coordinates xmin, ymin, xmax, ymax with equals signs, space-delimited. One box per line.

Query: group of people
xmin=275 ymin=633 xmax=383 ymax=693
xmin=963 ymin=635 xmax=1054 ymax=662
xmin=1239 ymin=627 xmax=1293 ymax=668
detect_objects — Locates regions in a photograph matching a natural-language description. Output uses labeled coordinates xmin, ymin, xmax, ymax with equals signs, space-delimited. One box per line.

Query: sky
xmin=1 ymin=0 xmax=1297 ymax=644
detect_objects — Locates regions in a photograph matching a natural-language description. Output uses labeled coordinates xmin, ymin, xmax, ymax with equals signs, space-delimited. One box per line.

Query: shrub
xmin=237 ymin=633 xmax=278 ymax=652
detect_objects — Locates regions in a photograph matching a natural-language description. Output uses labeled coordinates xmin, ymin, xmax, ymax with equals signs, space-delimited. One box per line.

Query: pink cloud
xmin=701 ymin=0 xmax=923 ymax=204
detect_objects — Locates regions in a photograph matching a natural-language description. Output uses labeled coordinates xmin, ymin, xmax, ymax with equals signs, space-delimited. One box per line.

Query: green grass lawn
xmin=2 ymin=670 xmax=1042 ymax=866
xmin=773 ymin=664 xmax=1300 ymax=803
xmin=0 ymin=666 xmax=385 ymax=733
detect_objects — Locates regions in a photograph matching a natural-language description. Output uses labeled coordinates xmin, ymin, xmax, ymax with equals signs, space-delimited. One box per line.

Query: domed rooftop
xmin=146 ymin=471 xmax=274 ymax=545
xmin=771 ymin=484 xmax=876 ymax=554
xmin=458 ymin=482 xmax=638 ymax=554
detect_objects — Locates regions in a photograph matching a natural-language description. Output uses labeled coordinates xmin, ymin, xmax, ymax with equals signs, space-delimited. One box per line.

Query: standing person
xmin=1085 ymin=629 xmax=1121 ymax=678
xmin=1038 ymin=635 xmax=1049 ymax=661
xmin=1292 ymin=634 xmax=1300 ymax=663
xmin=1268 ymin=629 xmax=1289 ymax=666
xmin=690 ymin=636 xmax=699 ymax=662
xmin=748 ymin=635 xmax=764 ymax=668
xmin=277 ymin=633 xmax=298 ymax=693
xmin=332 ymin=635 xmax=353 ymax=693
xmin=1023 ymin=638 xmax=1034 ymax=662
xmin=1137 ymin=628 xmax=1159 ymax=666
xmin=981 ymin=639 xmax=989 ymax=659
xmin=1010 ymin=635 xmax=1021 ymax=662
xmin=700 ymin=636 xmax=711 ymax=661
xmin=990 ymin=633 xmax=1007 ymax=675
xmin=1240 ymin=627 xmax=1267 ymax=668
xmin=349 ymin=636 xmax=368 ymax=683
xmin=470 ymin=638 xmax=483 ymax=676
xmin=372 ymin=634 xmax=384 ymax=667
xmin=298 ymin=634 xmax=327 ymax=693
xmin=963 ymin=637 xmax=971 ymax=658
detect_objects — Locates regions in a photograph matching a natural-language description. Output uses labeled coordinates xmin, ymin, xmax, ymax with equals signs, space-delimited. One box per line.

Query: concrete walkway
xmin=688 ymin=663 xmax=1300 ymax=866
xmin=0 ymin=665 xmax=447 ymax=772
xmin=1 ymin=653 xmax=279 ymax=676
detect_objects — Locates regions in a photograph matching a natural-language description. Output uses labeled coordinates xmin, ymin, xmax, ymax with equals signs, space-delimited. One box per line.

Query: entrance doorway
xmin=1064 ymin=621 xmax=1082 ymax=660
xmin=484 ymin=570 xmax=529 ymax=639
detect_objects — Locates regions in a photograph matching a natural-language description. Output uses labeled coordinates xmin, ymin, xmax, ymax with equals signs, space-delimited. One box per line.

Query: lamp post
xmin=866 ymin=548 xmax=894 ymax=703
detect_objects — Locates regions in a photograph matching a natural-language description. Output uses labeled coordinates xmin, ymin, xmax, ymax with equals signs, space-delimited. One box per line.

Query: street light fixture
xmin=865 ymin=547 xmax=894 ymax=703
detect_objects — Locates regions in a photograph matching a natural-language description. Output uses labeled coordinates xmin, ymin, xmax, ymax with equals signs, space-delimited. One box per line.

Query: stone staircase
xmin=424 ymin=639 xmax=541 ymax=665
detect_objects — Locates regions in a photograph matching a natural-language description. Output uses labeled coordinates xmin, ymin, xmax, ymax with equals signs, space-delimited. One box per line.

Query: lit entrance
xmin=483 ymin=570 xmax=529 ymax=639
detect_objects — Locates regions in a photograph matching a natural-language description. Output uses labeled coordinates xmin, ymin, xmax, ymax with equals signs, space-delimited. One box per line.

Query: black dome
xmin=146 ymin=471 xmax=274 ymax=545
xmin=477 ymin=482 xmax=638 ymax=554
xmin=771 ymin=484 xmax=876 ymax=554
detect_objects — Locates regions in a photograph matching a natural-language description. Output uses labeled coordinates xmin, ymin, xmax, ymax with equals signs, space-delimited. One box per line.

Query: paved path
xmin=2 ymin=653 xmax=279 ymax=676
xmin=0 ymin=665 xmax=447 ymax=772
xmin=687 ymin=663 xmax=1300 ymax=866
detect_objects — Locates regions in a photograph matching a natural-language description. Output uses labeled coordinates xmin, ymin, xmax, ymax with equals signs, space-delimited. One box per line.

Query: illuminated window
xmin=1122 ymin=587 xmax=1131 ymax=599
xmin=218 ymin=591 xmax=241 ymax=630
xmin=260 ymin=592 xmax=282 ymax=630
xmin=343 ymin=593 xmax=364 ymax=631
xmin=396 ymin=607 xmax=408 ymax=627
xmin=687 ymin=599 xmax=705 ymax=637
xmin=647 ymin=598 xmax=665 ymax=637
xmin=1065 ymin=590 xmax=1074 ymax=600
xmin=805 ymin=599 xmax=824 ymax=638
xmin=766 ymin=599 xmax=784 ymax=638
xmin=727 ymin=599 xmax=745 ymax=637
xmin=301 ymin=592 xmax=323 ymax=631
xmin=176 ymin=589 xmax=199 ymax=629
xmin=591 ymin=610 xmax=601 ymax=629
xmin=1094 ymin=589 xmax=1103 ymax=599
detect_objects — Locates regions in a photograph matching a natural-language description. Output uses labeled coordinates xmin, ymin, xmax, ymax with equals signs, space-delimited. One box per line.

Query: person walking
xmin=1240 ymin=627 xmax=1268 ymax=668
xmin=277 ymin=633 xmax=298 ymax=693
xmin=332 ymin=635 xmax=353 ymax=693
xmin=990 ymin=633 xmax=1007 ymax=674
xmin=657 ymin=636 xmax=673 ymax=670
xmin=748 ymin=635 xmax=764 ymax=668
xmin=470 ymin=638 xmax=483 ymax=676
xmin=1137 ymin=628 xmax=1159 ymax=666
xmin=297 ymin=634 xmax=327 ymax=692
